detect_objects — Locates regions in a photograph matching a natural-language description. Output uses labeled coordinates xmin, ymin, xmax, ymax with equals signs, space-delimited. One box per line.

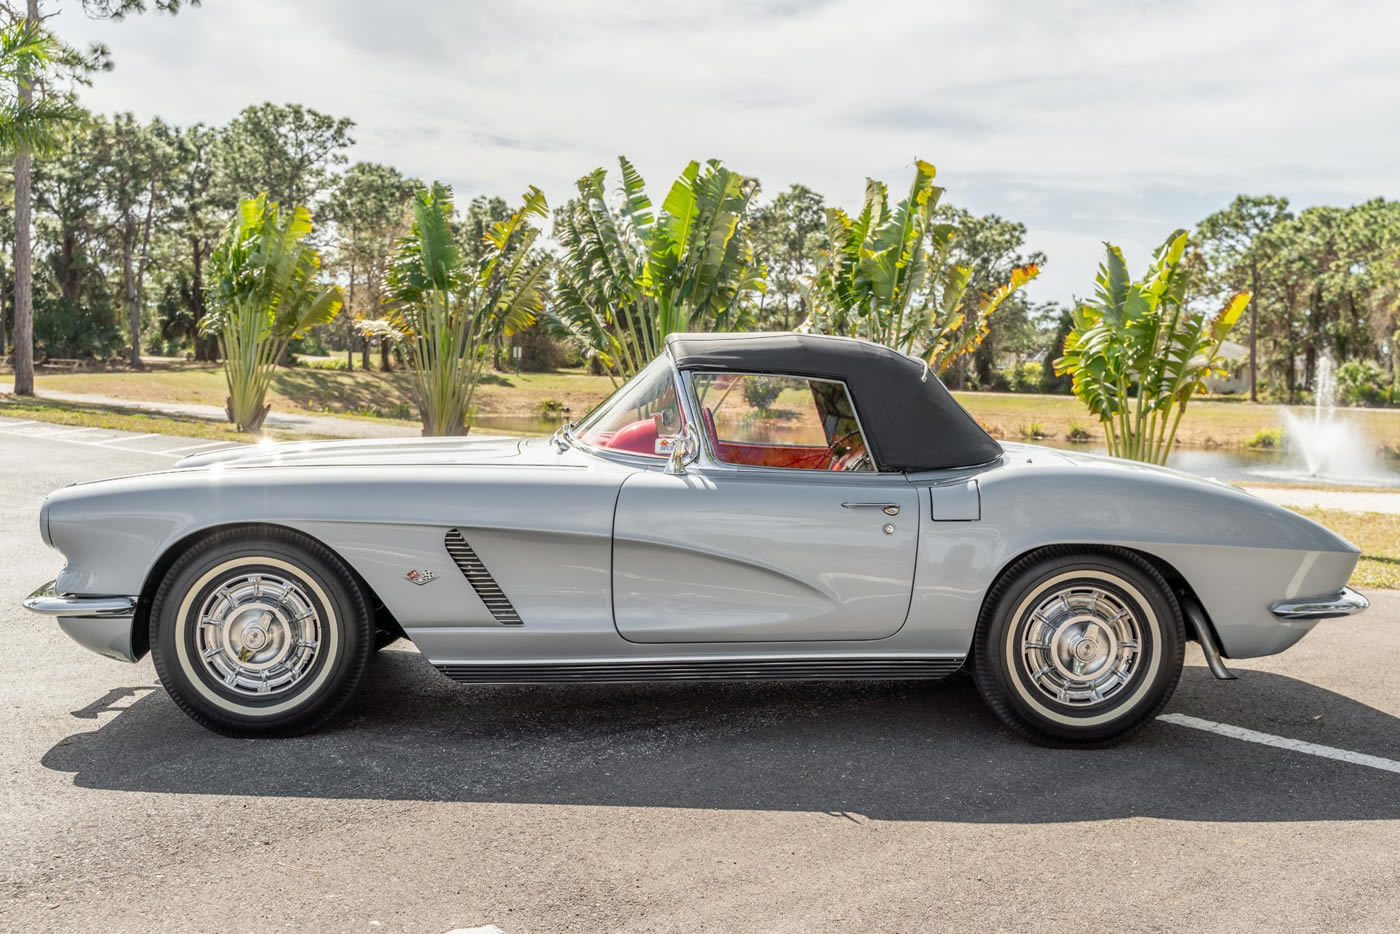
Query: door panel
xmin=612 ymin=470 xmax=919 ymax=643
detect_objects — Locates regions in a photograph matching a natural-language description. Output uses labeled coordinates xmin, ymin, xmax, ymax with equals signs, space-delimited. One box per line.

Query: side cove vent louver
xmin=444 ymin=529 xmax=523 ymax=625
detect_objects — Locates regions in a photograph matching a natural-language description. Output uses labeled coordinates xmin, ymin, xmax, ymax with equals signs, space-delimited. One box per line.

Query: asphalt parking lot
xmin=3 ymin=418 xmax=1400 ymax=932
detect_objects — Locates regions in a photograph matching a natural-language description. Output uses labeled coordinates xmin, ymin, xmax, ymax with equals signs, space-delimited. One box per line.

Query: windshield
xmin=575 ymin=355 xmax=685 ymax=458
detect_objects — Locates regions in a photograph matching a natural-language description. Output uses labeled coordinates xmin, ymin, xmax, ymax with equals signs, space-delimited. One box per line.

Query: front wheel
xmin=973 ymin=549 xmax=1185 ymax=747
xmin=149 ymin=528 xmax=372 ymax=737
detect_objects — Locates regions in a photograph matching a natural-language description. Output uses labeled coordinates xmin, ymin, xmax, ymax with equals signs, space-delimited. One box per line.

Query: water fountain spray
xmin=1277 ymin=353 xmax=1380 ymax=481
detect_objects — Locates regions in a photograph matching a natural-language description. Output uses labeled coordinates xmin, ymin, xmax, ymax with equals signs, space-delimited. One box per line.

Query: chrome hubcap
xmin=194 ymin=572 xmax=322 ymax=696
xmin=1019 ymin=584 xmax=1142 ymax=707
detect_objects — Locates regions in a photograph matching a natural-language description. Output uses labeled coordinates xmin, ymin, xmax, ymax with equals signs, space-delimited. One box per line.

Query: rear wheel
xmin=973 ymin=549 xmax=1184 ymax=747
xmin=149 ymin=528 xmax=372 ymax=737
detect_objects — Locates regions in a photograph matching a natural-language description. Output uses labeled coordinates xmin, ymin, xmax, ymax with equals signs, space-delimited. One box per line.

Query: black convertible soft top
xmin=665 ymin=332 xmax=1004 ymax=472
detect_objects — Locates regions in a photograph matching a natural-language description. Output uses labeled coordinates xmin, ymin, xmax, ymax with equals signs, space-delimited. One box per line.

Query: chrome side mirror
xmin=660 ymin=427 xmax=699 ymax=476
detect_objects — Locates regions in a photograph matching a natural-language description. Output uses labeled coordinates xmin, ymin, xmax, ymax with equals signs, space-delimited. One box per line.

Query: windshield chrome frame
xmin=567 ymin=351 xmax=693 ymax=469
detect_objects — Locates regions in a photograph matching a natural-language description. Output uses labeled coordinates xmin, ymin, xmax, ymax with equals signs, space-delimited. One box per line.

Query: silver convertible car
xmin=24 ymin=332 xmax=1368 ymax=745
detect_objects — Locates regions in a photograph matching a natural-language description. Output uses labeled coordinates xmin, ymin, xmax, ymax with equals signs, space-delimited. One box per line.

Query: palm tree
xmin=552 ymin=157 xmax=764 ymax=382
xmin=1055 ymin=231 xmax=1250 ymax=463
xmin=0 ymin=23 xmax=70 ymax=155
xmin=803 ymin=159 xmax=1038 ymax=373
xmin=202 ymin=194 xmax=343 ymax=432
xmin=1 ymin=16 xmax=78 ymax=392
xmin=385 ymin=183 xmax=549 ymax=436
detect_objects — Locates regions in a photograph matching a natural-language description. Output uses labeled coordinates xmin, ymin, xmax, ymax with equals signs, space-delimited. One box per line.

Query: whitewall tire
xmin=973 ymin=549 xmax=1185 ymax=747
xmin=149 ymin=527 xmax=372 ymax=737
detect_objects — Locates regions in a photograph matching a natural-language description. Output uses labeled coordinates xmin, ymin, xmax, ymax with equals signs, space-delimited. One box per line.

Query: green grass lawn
xmin=1290 ymin=507 xmax=1400 ymax=591
xmin=0 ymin=397 xmax=275 ymax=442
xmin=18 ymin=363 xmax=1400 ymax=454
xmin=32 ymin=364 xmax=618 ymax=422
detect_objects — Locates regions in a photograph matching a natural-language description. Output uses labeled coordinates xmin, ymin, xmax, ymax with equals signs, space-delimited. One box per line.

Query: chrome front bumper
xmin=23 ymin=580 xmax=140 ymax=662
xmin=1270 ymin=586 xmax=1370 ymax=621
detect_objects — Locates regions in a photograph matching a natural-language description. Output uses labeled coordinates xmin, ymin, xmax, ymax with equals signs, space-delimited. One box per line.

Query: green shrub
xmin=1017 ymin=421 xmax=1048 ymax=440
xmin=343 ymin=402 xmax=414 ymax=420
xmin=1066 ymin=422 xmax=1093 ymax=442
xmin=1247 ymin=427 xmax=1285 ymax=449
xmin=536 ymin=398 xmax=569 ymax=417
xmin=288 ymin=333 xmax=328 ymax=357
xmin=996 ymin=361 xmax=1048 ymax=393
xmin=294 ymin=357 xmax=349 ymax=370
xmin=33 ymin=295 xmax=123 ymax=360
xmin=742 ymin=376 xmax=785 ymax=411
xmin=143 ymin=332 xmax=189 ymax=357
xmin=512 ymin=324 xmax=572 ymax=372
xmin=1336 ymin=359 xmax=1389 ymax=407
xmin=1017 ymin=361 xmax=1044 ymax=393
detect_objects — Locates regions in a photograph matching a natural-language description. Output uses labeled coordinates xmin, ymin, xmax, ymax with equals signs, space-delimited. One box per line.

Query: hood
xmin=175 ymin=434 xmax=546 ymax=470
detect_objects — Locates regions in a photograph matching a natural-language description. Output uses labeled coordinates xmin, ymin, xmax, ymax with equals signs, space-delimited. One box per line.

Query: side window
xmin=691 ymin=373 xmax=873 ymax=472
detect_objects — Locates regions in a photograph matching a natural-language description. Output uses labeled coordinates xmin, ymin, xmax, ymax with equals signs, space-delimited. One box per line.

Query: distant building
xmin=1206 ymin=340 xmax=1249 ymax=394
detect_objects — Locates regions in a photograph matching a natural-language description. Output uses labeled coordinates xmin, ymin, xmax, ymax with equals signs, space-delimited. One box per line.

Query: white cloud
xmin=51 ymin=0 xmax=1400 ymax=305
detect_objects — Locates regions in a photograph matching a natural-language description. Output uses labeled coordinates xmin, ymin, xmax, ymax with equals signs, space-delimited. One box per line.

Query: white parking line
xmin=95 ymin=432 xmax=159 ymax=444
xmin=0 ymin=426 xmax=184 ymax=458
xmin=1159 ymin=713 xmax=1400 ymax=775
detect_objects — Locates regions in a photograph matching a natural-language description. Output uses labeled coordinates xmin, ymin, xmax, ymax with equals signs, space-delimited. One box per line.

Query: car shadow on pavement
xmin=41 ymin=651 xmax=1400 ymax=822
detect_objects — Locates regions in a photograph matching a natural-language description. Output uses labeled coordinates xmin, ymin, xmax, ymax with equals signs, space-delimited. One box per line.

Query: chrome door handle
xmin=841 ymin=502 xmax=901 ymax=516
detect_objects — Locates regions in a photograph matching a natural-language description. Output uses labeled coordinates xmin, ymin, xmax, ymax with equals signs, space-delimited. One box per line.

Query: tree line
xmin=0 ymin=100 xmax=368 ymax=367
xmin=1191 ymin=195 xmax=1400 ymax=404
xmin=1 ymin=2 xmax=1398 ymax=408
xmin=0 ymin=101 xmax=1057 ymax=384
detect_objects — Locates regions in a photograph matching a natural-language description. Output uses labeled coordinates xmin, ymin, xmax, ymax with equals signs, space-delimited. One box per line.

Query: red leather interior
xmin=604 ymin=415 xmax=661 ymax=455
xmin=605 ymin=404 xmax=861 ymax=470
xmin=713 ymin=441 xmax=832 ymax=469
xmin=701 ymin=406 xmax=717 ymax=447
xmin=701 ymin=404 xmax=846 ymax=469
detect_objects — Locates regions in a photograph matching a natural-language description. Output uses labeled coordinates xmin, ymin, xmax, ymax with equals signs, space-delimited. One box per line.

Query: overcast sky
xmin=55 ymin=0 xmax=1400 ymax=305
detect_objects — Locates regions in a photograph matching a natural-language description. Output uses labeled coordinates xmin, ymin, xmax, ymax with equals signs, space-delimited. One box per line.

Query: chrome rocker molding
xmin=23 ymin=580 xmax=140 ymax=663
xmin=1270 ymin=586 xmax=1370 ymax=621
xmin=434 ymin=656 xmax=965 ymax=684
xmin=444 ymin=529 xmax=523 ymax=625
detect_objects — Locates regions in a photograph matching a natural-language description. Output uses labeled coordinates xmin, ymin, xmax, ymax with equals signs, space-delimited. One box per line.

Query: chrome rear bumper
xmin=1270 ymin=586 xmax=1369 ymax=621
xmin=23 ymin=580 xmax=140 ymax=663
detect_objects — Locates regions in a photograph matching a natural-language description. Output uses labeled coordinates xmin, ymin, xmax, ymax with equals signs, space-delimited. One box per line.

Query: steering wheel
xmin=828 ymin=429 xmax=870 ymax=471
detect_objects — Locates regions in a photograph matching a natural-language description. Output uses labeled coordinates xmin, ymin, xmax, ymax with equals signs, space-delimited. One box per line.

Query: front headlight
xmin=38 ymin=494 xmax=52 ymax=548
